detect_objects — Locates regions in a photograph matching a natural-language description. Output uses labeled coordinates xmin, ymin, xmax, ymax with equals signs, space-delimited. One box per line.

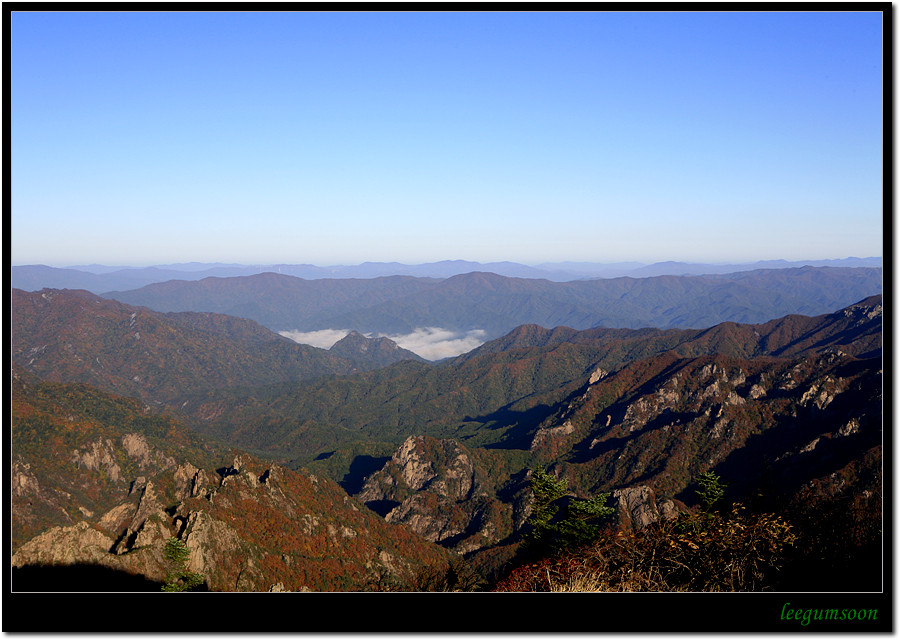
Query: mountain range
xmin=11 ymin=256 xmax=882 ymax=293
xmin=9 ymin=261 xmax=884 ymax=600
xmin=96 ymin=266 xmax=883 ymax=346
xmin=177 ymin=295 xmax=882 ymax=467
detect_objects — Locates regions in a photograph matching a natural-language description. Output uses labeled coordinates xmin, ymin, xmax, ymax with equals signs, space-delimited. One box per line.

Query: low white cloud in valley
xmin=376 ymin=327 xmax=487 ymax=361
xmin=280 ymin=327 xmax=487 ymax=360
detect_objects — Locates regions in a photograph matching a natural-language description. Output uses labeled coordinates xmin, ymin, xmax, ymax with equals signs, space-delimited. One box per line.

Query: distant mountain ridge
xmin=11 ymin=257 xmax=883 ymax=293
xmin=99 ymin=266 xmax=883 ymax=341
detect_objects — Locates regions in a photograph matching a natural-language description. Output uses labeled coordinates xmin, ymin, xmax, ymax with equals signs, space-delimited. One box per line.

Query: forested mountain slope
xmin=342 ymin=345 xmax=881 ymax=585
xmin=10 ymin=292 xmax=883 ymax=592
xmin=11 ymin=288 xmax=422 ymax=407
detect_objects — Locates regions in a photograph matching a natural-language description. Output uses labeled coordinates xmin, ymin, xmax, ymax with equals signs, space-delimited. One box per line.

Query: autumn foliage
xmin=495 ymin=503 xmax=798 ymax=592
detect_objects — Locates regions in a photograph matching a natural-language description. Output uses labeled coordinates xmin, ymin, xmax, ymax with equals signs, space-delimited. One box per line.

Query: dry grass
xmin=547 ymin=569 xmax=693 ymax=592
xmin=496 ymin=505 xmax=799 ymax=592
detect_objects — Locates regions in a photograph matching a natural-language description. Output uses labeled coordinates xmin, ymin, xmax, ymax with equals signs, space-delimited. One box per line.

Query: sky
xmin=11 ymin=10 xmax=884 ymax=267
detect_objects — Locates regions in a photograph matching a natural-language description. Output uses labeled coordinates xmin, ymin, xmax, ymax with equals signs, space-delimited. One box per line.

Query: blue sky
xmin=11 ymin=10 xmax=884 ymax=267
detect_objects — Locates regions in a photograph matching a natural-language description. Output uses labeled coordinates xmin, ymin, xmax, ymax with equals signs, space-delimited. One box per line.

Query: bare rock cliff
xmin=358 ymin=435 xmax=513 ymax=554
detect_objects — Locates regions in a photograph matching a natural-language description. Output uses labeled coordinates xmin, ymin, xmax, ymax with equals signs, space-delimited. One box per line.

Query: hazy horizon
xmin=11 ymin=254 xmax=885 ymax=271
xmin=12 ymin=10 xmax=883 ymax=267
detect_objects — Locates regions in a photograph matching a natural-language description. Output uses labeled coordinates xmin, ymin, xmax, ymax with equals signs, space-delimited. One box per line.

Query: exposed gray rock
xmin=838 ymin=418 xmax=861 ymax=437
xmin=385 ymin=494 xmax=463 ymax=544
xmin=357 ymin=435 xmax=509 ymax=554
xmin=748 ymin=384 xmax=767 ymax=399
xmin=589 ymin=367 xmax=609 ymax=385
xmin=71 ymin=439 xmax=121 ymax=483
xmin=612 ymin=486 xmax=684 ymax=531
xmin=11 ymin=461 xmax=41 ymax=498
xmin=12 ymin=520 xmax=168 ymax=582
xmin=531 ymin=420 xmax=576 ymax=451
xmin=394 ymin=436 xmax=438 ymax=491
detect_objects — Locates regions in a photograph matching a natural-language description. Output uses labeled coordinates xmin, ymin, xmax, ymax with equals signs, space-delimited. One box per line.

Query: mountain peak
xmin=329 ymin=331 xmax=425 ymax=365
xmin=332 ymin=330 xmax=376 ymax=352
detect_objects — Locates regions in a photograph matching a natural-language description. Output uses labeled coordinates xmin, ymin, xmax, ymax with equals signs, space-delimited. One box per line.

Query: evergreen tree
xmin=161 ymin=537 xmax=205 ymax=592
xmin=524 ymin=467 xmax=614 ymax=554
xmin=696 ymin=471 xmax=727 ymax=512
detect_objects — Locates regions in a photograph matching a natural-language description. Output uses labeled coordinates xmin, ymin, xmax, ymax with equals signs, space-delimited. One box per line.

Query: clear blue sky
xmin=11 ymin=10 xmax=884 ymax=267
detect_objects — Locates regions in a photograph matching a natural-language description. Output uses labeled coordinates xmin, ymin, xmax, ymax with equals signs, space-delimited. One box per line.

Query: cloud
xmin=280 ymin=327 xmax=487 ymax=360
xmin=375 ymin=327 xmax=487 ymax=361
xmin=279 ymin=329 xmax=351 ymax=349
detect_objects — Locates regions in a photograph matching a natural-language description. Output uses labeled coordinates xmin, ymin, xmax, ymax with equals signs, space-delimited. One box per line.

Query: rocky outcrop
xmin=12 ymin=461 xmax=43 ymax=498
xmin=178 ymin=509 xmax=252 ymax=589
xmin=612 ymin=486 xmax=686 ymax=531
xmin=12 ymin=519 xmax=169 ymax=585
xmin=358 ymin=435 xmax=513 ymax=554
xmin=109 ymin=480 xmax=171 ymax=554
xmin=842 ymin=297 xmax=883 ymax=323
xmin=14 ymin=522 xmax=121 ymax=568
xmin=13 ymin=451 xmax=451 ymax=592
xmin=531 ymin=366 xmax=613 ymax=456
xmin=122 ymin=433 xmax=177 ymax=471
xmin=531 ymin=420 xmax=576 ymax=453
xmin=521 ymin=341 xmax=882 ymax=508
xmin=359 ymin=436 xmax=481 ymax=504
xmin=11 ymin=370 xmax=451 ymax=592
xmin=71 ymin=439 xmax=122 ymax=482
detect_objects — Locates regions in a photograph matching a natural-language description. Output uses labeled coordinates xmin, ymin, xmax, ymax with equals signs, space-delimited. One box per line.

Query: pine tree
xmin=161 ymin=537 xmax=205 ymax=592
xmin=524 ymin=467 xmax=614 ymax=554
xmin=696 ymin=471 xmax=727 ymax=512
